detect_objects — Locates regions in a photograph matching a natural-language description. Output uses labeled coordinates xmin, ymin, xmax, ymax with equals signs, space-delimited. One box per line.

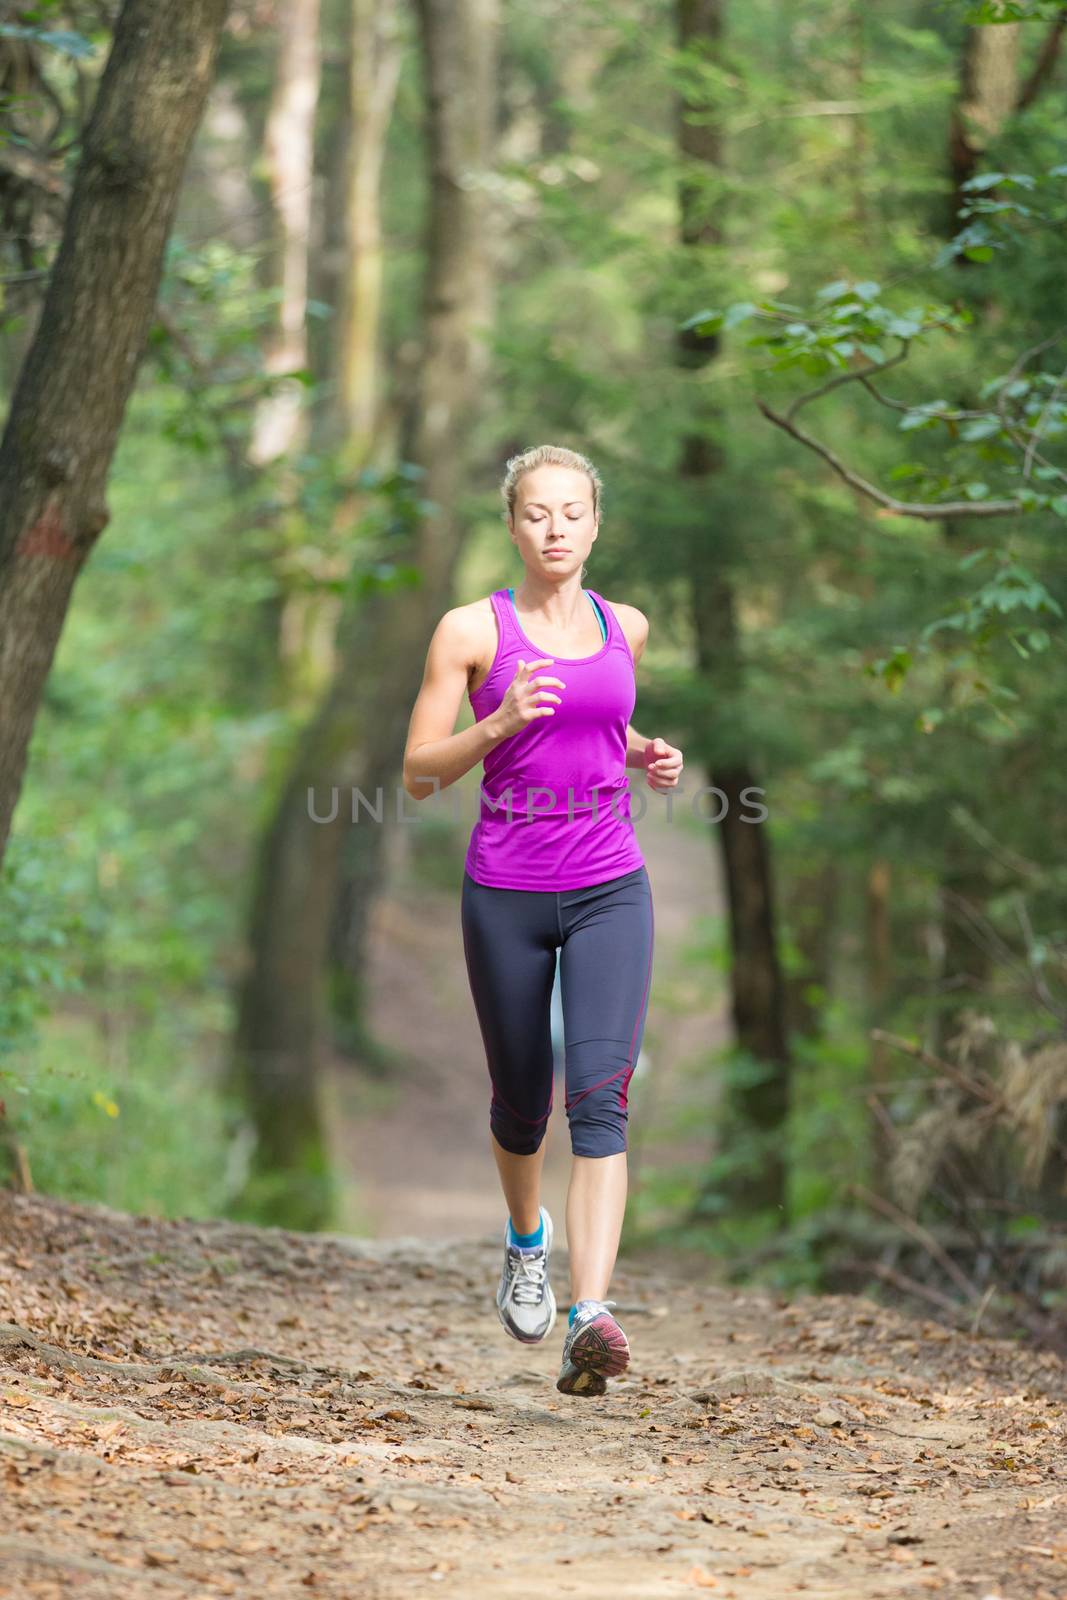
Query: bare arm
xmin=612 ymin=601 xmax=684 ymax=790
xmin=624 ymin=723 xmax=654 ymax=770
xmin=402 ymin=609 xmax=565 ymax=800
xmin=402 ymin=610 xmax=507 ymax=801
xmin=615 ymin=603 xmax=652 ymax=770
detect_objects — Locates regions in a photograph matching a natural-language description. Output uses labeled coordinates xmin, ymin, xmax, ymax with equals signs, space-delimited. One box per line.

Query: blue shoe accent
xmin=508 ymin=1215 xmax=544 ymax=1250
xmin=568 ymin=1304 xmax=578 ymax=1328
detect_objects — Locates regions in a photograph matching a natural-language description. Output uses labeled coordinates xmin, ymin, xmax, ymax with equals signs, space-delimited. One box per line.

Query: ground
xmin=5 ymin=799 xmax=1067 ymax=1595
xmin=2 ymin=1188 xmax=1067 ymax=1600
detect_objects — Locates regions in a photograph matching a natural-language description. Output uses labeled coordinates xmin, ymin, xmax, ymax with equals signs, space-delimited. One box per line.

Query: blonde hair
xmin=500 ymin=444 xmax=603 ymax=525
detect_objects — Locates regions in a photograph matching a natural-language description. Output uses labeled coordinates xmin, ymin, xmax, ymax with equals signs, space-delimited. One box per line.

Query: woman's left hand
xmin=643 ymin=737 xmax=684 ymax=791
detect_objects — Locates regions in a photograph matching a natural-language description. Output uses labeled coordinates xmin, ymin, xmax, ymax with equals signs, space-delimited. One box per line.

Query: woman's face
xmin=509 ymin=465 xmax=598 ymax=582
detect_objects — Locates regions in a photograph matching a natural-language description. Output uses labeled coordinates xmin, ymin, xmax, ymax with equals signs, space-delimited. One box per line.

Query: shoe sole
xmin=496 ymin=1211 xmax=556 ymax=1345
xmin=556 ymin=1311 xmax=630 ymax=1395
xmin=556 ymin=1358 xmax=607 ymax=1398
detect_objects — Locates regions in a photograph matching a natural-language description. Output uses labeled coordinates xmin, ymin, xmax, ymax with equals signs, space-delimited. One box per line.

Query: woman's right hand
xmin=489 ymin=657 xmax=566 ymax=739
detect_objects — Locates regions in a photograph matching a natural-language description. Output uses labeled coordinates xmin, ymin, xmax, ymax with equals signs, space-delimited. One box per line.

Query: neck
xmin=512 ymin=574 xmax=587 ymax=623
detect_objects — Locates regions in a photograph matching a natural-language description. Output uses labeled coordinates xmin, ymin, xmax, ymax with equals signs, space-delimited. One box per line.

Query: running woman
xmin=403 ymin=444 xmax=683 ymax=1397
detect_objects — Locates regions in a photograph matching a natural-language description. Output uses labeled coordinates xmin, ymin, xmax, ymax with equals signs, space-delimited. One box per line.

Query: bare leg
xmin=566 ymin=1151 xmax=627 ymax=1303
xmin=491 ymin=1132 xmax=546 ymax=1236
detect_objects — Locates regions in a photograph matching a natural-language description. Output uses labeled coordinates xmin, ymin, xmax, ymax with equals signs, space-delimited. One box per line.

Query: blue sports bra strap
xmin=507 ymin=586 xmax=607 ymax=643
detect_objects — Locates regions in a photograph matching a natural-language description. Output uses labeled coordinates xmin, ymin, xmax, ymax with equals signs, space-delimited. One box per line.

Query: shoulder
xmin=432 ymin=596 xmax=495 ymax=644
xmin=429 ymin=595 xmax=497 ymax=678
xmin=602 ymin=599 xmax=649 ymax=665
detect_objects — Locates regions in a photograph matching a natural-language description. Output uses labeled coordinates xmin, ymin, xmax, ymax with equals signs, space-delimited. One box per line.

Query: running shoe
xmin=556 ymin=1298 xmax=630 ymax=1397
xmin=495 ymin=1205 xmax=557 ymax=1344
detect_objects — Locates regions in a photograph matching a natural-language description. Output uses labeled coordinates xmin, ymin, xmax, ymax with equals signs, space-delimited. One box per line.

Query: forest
xmin=3 ymin=0 xmax=1067 ymax=1333
xmin=2 ymin=0 xmax=1067 ymax=1298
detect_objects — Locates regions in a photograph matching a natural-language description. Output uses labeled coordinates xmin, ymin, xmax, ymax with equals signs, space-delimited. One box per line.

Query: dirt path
xmin=3 ymin=1191 xmax=1066 ymax=1599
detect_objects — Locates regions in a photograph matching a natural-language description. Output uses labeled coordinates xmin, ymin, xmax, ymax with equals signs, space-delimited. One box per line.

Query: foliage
xmin=4 ymin=1009 xmax=242 ymax=1217
xmin=4 ymin=0 xmax=1067 ymax=1269
xmin=0 ymin=836 xmax=82 ymax=1066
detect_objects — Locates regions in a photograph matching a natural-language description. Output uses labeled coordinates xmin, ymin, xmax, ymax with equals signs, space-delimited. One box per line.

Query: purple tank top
xmin=464 ymin=587 xmax=646 ymax=891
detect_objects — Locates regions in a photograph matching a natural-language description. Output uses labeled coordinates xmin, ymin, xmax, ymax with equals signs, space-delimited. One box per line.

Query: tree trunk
xmin=229 ymin=0 xmax=499 ymax=1222
xmin=186 ymin=76 xmax=261 ymax=252
xmin=675 ymin=0 xmax=792 ymax=1221
xmin=0 ymin=0 xmax=230 ymax=865
xmin=248 ymin=0 xmax=321 ymax=469
xmin=323 ymin=0 xmax=404 ymax=1063
xmin=242 ymin=0 xmax=334 ymax=716
xmin=337 ymin=0 xmax=402 ymax=465
xmin=947 ymin=9 xmax=1020 ymax=233
xmin=931 ymin=8 xmax=1018 ymax=1054
xmin=848 ymin=2 xmax=868 ymax=236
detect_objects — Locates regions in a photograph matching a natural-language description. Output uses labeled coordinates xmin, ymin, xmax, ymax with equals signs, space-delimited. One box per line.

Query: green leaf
xmin=264 ymin=367 xmax=315 ymax=389
xmin=679 ymin=308 xmax=723 ymax=334
xmin=959 ymin=416 xmax=1001 ymax=442
xmin=899 ymin=403 xmax=950 ymax=433
xmin=963 ymin=245 xmax=994 ymax=263
xmin=886 ymin=316 xmax=922 ymax=339
xmin=880 ymin=648 xmax=912 ymax=692
xmin=723 ymin=301 xmax=758 ymax=330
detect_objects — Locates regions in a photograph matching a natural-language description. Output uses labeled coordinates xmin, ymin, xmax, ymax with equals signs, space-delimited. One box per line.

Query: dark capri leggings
xmin=460 ymin=865 xmax=654 ymax=1158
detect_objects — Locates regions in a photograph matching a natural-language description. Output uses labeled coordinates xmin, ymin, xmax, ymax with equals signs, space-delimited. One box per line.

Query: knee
xmin=565 ymin=1079 xmax=630 ymax=1157
xmin=564 ymin=1039 xmax=636 ymax=1157
xmin=489 ymin=1094 xmax=550 ymax=1157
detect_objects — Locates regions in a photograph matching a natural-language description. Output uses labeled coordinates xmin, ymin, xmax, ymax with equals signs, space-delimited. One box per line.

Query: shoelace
xmin=506 ymin=1245 xmax=548 ymax=1306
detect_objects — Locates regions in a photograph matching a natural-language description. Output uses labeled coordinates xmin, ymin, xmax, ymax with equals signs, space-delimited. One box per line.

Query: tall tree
xmin=248 ymin=0 xmax=322 ymax=469
xmin=325 ymin=0 xmax=405 ymax=1068
xmin=337 ymin=0 xmax=403 ymax=466
xmin=934 ymin=3 xmax=1025 ymax=1058
xmin=947 ymin=8 xmax=1021 ymax=235
xmin=0 ymin=0 xmax=231 ymax=864
xmin=229 ymin=0 xmax=499 ymax=1225
xmin=675 ymin=0 xmax=792 ymax=1220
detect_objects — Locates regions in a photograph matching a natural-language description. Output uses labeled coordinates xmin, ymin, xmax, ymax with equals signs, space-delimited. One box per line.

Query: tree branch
xmin=755 ymin=398 xmax=1021 ymax=518
xmin=1016 ymin=13 xmax=1067 ymax=110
